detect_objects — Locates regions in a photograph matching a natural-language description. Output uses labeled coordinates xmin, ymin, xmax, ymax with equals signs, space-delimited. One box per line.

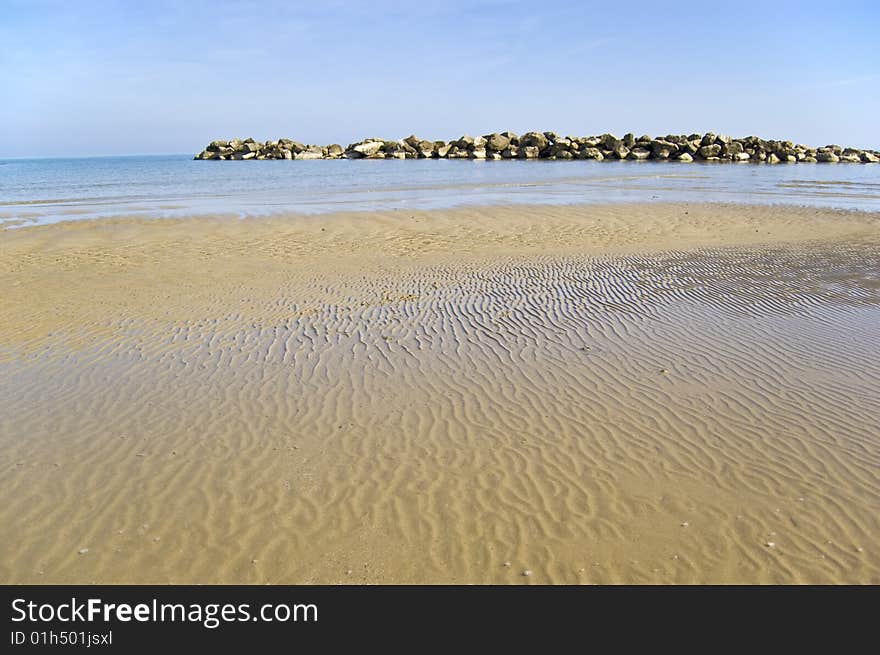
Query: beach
xmin=1 ymin=202 xmax=879 ymax=584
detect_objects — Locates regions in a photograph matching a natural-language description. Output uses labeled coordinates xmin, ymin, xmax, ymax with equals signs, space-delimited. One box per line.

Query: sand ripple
xmin=1 ymin=204 xmax=878 ymax=583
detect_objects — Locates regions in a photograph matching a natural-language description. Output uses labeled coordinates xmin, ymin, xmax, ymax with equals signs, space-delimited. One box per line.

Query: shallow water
xmin=1 ymin=155 xmax=879 ymax=227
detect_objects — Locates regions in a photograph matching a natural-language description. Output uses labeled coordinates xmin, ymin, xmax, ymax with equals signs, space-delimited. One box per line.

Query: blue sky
xmin=1 ymin=0 xmax=878 ymax=157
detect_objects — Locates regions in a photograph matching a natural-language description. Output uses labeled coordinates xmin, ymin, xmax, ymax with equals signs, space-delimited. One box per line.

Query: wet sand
xmin=1 ymin=203 xmax=879 ymax=584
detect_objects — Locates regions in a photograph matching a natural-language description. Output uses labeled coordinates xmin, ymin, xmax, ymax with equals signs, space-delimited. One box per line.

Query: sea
xmin=1 ymin=155 xmax=879 ymax=228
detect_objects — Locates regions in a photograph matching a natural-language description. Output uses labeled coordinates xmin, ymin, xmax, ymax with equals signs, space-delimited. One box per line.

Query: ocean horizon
xmin=2 ymin=154 xmax=879 ymax=228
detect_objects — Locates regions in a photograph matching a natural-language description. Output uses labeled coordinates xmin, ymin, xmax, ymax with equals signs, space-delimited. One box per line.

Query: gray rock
xmin=520 ymin=131 xmax=549 ymax=149
xmin=698 ymin=144 xmax=722 ymax=158
xmin=651 ymin=140 xmax=677 ymax=159
xmin=628 ymin=147 xmax=651 ymax=160
xmin=612 ymin=144 xmax=630 ymax=159
xmin=485 ymin=133 xmax=511 ymax=152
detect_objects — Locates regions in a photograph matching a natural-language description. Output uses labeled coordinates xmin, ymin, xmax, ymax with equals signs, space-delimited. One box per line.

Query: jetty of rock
xmin=195 ymin=132 xmax=880 ymax=163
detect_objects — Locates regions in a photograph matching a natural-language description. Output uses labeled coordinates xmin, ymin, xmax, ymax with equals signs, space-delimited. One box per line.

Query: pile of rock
xmin=195 ymin=132 xmax=880 ymax=163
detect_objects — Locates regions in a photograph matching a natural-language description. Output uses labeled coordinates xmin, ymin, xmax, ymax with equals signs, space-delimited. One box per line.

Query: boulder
xmin=628 ymin=147 xmax=651 ymax=160
xmin=351 ymin=140 xmax=384 ymax=157
xmin=698 ymin=144 xmax=722 ymax=158
xmin=520 ymin=146 xmax=540 ymax=159
xmin=651 ymin=140 xmax=677 ymax=159
xmin=816 ymin=150 xmax=839 ymax=163
xmin=502 ymin=146 xmax=518 ymax=158
xmin=612 ymin=144 xmax=630 ymax=159
xmin=722 ymin=141 xmax=744 ymax=156
xmin=435 ymin=142 xmax=452 ymax=158
xmin=470 ymin=147 xmax=487 ymax=159
xmin=485 ymin=133 xmax=511 ymax=152
xmin=675 ymin=152 xmax=694 ymax=162
xmin=861 ymin=151 xmax=879 ymax=163
xmin=600 ymin=133 xmax=620 ymax=150
xmin=520 ymin=131 xmax=549 ymax=149
xmin=326 ymin=144 xmax=344 ymax=158
xmin=580 ymin=147 xmax=604 ymax=160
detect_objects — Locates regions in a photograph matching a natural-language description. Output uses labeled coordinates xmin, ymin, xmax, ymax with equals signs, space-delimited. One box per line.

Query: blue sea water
xmin=1 ymin=154 xmax=879 ymax=228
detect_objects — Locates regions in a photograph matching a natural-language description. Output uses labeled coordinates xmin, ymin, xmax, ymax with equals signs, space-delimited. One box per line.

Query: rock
xmin=600 ymin=133 xmax=620 ymax=150
xmin=501 ymin=131 xmax=519 ymax=145
xmin=722 ymin=141 xmax=744 ymax=156
xmin=698 ymin=144 xmax=722 ymax=158
xmin=196 ymin=133 xmax=876 ymax=164
xmin=485 ymin=133 xmax=511 ymax=152
xmin=78 ymin=548 xmax=89 ymax=555
xmin=349 ymin=140 xmax=384 ymax=158
xmin=520 ymin=131 xmax=548 ymax=149
xmin=612 ymin=144 xmax=630 ymax=159
xmin=522 ymin=569 xmax=532 ymax=577
xmin=651 ymin=140 xmax=677 ymax=159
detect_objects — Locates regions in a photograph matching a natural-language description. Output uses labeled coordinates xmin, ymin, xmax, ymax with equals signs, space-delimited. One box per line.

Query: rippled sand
xmin=1 ymin=203 xmax=878 ymax=584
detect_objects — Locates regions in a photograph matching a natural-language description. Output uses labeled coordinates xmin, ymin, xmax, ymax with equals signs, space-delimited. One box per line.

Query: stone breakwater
xmin=195 ymin=131 xmax=880 ymax=163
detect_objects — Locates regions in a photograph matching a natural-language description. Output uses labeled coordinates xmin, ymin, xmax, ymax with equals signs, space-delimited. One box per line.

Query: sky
xmin=1 ymin=0 xmax=878 ymax=157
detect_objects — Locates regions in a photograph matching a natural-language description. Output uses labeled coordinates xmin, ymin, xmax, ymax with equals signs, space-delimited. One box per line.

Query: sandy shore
xmin=1 ymin=203 xmax=879 ymax=584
